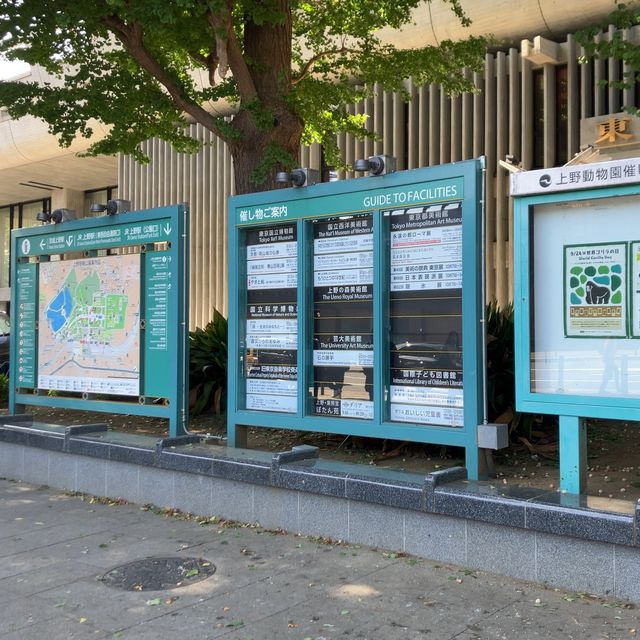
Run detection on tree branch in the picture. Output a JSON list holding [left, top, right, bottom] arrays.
[[188, 50, 219, 88], [206, 2, 257, 103], [292, 45, 359, 85], [102, 14, 235, 144]]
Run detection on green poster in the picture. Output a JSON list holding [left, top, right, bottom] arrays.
[[564, 243, 627, 338]]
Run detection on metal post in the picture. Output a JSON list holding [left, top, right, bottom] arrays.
[[559, 415, 587, 495]]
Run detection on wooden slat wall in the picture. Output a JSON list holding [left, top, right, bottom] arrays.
[[119, 26, 634, 326], [119, 125, 232, 328]]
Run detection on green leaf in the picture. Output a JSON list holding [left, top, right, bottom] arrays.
[[146, 598, 162, 606], [185, 568, 199, 578], [226, 620, 245, 628]]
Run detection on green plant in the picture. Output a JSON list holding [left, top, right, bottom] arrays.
[[485, 300, 515, 422], [0, 373, 8, 404], [189, 310, 228, 416], [485, 301, 538, 438]]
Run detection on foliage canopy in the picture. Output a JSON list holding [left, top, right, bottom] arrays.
[[0, 0, 488, 192]]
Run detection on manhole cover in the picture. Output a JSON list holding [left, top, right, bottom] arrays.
[[101, 556, 215, 591]]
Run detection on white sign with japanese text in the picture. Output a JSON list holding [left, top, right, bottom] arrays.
[[510, 158, 640, 196]]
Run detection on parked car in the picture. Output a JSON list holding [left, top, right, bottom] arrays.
[[0, 311, 9, 375]]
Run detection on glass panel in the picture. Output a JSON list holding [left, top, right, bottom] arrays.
[[311, 214, 373, 420], [21, 201, 45, 229], [531, 194, 640, 398], [244, 224, 298, 413], [387, 203, 463, 426], [532, 69, 544, 169], [0, 207, 9, 288], [555, 65, 569, 166], [0, 311, 9, 334]]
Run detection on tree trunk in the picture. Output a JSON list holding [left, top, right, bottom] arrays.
[[227, 0, 301, 196], [229, 108, 304, 195]]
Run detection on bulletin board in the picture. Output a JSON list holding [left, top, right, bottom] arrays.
[[513, 158, 640, 419], [228, 160, 486, 478]]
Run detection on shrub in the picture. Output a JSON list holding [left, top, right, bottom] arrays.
[[0, 373, 7, 404], [189, 309, 228, 415], [485, 300, 539, 437]]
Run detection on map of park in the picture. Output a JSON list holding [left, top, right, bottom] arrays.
[[38, 255, 141, 396]]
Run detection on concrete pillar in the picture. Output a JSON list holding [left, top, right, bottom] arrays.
[[51, 188, 85, 218]]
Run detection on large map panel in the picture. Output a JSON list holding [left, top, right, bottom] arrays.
[[38, 255, 141, 396]]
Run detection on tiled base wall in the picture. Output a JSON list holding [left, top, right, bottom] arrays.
[[2, 441, 639, 602]]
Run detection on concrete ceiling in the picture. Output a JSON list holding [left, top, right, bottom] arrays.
[[0, 152, 117, 206], [379, 0, 618, 48]]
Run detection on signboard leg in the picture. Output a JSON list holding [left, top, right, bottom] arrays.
[[169, 415, 189, 438], [229, 424, 248, 448], [559, 415, 587, 495], [466, 447, 480, 481]]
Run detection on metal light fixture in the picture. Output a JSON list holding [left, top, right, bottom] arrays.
[[275, 168, 320, 187], [51, 208, 76, 223], [90, 199, 132, 215], [353, 155, 397, 176], [36, 208, 76, 224]]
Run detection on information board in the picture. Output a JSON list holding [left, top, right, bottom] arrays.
[[244, 224, 298, 413], [511, 159, 640, 493], [228, 160, 485, 479], [9, 204, 190, 437], [388, 203, 463, 426], [312, 214, 373, 420], [15, 263, 37, 387]]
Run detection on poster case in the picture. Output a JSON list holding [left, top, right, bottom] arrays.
[[513, 167, 640, 419], [228, 160, 485, 476], [9, 204, 190, 437]]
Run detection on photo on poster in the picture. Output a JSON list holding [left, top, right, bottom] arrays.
[[564, 242, 627, 338]]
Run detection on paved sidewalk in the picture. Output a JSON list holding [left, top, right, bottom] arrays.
[[0, 478, 637, 640]]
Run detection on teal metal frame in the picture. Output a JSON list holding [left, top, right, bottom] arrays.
[[513, 183, 640, 493], [228, 160, 485, 478], [9, 205, 190, 437]]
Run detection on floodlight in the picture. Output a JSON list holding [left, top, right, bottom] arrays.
[[90, 199, 132, 215], [353, 155, 397, 176], [36, 211, 51, 223], [50, 208, 76, 224], [274, 168, 319, 187], [106, 199, 131, 215]]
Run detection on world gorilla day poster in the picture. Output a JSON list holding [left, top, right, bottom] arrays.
[[564, 242, 627, 338]]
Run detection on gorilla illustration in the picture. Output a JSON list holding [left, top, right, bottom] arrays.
[[585, 281, 610, 304]]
